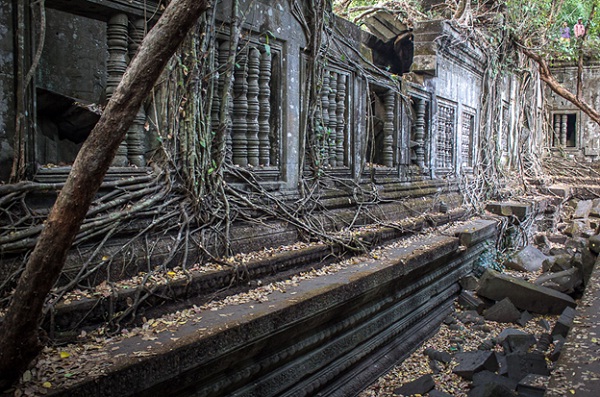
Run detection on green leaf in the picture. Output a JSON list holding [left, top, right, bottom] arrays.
[[264, 43, 271, 56]]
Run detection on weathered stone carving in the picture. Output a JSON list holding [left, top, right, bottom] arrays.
[[413, 97, 426, 168], [258, 47, 272, 166], [336, 74, 347, 166], [382, 90, 395, 167], [232, 48, 249, 166], [328, 72, 338, 167], [127, 18, 147, 167], [246, 47, 260, 167]]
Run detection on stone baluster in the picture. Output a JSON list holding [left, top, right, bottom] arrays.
[[553, 115, 561, 147], [232, 48, 249, 166], [258, 46, 272, 166], [414, 98, 426, 168], [320, 72, 330, 163], [127, 18, 147, 166], [106, 13, 129, 166], [382, 90, 395, 167], [561, 114, 568, 147], [211, 43, 221, 140], [328, 72, 337, 167], [335, 74, 346, 166], [218, 41, 233, 163], [246, 47, 260, 167]]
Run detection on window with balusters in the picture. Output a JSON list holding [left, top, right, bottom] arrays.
[[435, 102, 456, 170]]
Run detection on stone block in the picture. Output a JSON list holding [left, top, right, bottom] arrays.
[[573, 199, 593, 219], [457, 310, 484, 325], [459, 275, 479, 291], [467, 383, 517, 397], [392, 374, 435, 396], [455, 219, 497, 247], [589, 234, 600, 254], [551, 306, 577, 338], [472, 370, 518, 391], [547, 234, 567, 244], [547, 185, 570, 198], [590, 198, 600, 217], [486, 202, 531, 221], [534, 267, 581, 294], [424, 347, 452, 364], [496, 328, 527, 344], [505, 352, 550, 380], [452, 351, 498, 380], [549, 335, 565, 362], [496, 352, 508, 376], [516, 374, 549, 397], [517, 310, 533, 327], [502, 333, 536, 354], [458, 290, 486, 313], [542, 254, 572, 272], [483, 297, 521, 323], [477, 269, 576, 314], [504, 245, 546, 272]]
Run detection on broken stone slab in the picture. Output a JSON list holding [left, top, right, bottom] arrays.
[[477, 269, 576, 314], [546, 234, 567, 245], [516, 374, 549, 397], [486, 202, 531, 221], [517, 311, 533, 327], [542, 254, 572, 273], [452, 351, 498, 380], [495, 328, 528, 344], [505, 352, 550, 380], [533, 333, 552, 354], [551, 306, 577, 338], [458, 290, 486, 314], [456, 310, 485, 325], [563, 220, 589, 237], [454, 219, 498, 247], [496, 352, 508, 377], [573, 199, 593, 219], [549, 335, 565, 362], [467, 383, 517, 397], [504, 245, 546, 272], [565, 236, 588, 251], [547, 184, 570, 198], [423, 347, 452, 364], [502, 333, 536, 354], [472, 370, 518, 391], [534, 267, 581, 294], [483, 297, 521, 323], [392, 374, 435, 396]]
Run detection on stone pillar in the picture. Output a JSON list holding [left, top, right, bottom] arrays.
[[218, 41, 233, 164], [232, 48, 248, 166], [336, 74, 347, 167], [414, 98, 426, 168], [320, 72, 330, 164], [561, 114, 568, 147], [127, 18, 147, 167], [246, 47, 260, 167], [106, 13, 129, 166], [553, 114, 561, 147], [382, 90, 395, 167], [258, 46, 272, 166], [328, 72, 337, 167]]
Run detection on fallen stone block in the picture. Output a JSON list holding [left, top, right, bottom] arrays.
[[455, 219, 498, 247], [456, 310, 485, 325], [472, 370, 518, 391], [547, 185, 570, 198], [486, 202, 530, 221], [483, 297, 521, 323], [496, 352, 508, 377], [516, 373, 549, 397], [459, 275, 479, 291], [549, 335, 565, 362], [495, 328, 528, 344], [424, 347, 452, 364], [467, 383, 517, 397], [542, 254, 572, 272], [517, 310, 533, 327], [502, 333, 536, 354], [505, 352, 550, 381], [533, 333, 552, 354], [452, 351, 498, 380], [534, 267, 581, 294], [504, 245, 546, 272], [565, 236, 588, 250], [563, 220, 588, 237], [589, 234, 600, 254], [477, 269, 576, 314], [551, 306, 577, 338], [392, 374, 435, 396], [458, 290, 486, 313], [573, 199, 593, 219], [546, 234, 567, 245], [590, 198, 600, 217]]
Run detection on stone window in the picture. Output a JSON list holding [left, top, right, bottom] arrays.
[[215, 36, 282, 170], [552, 113, 577, 148], [366, 85, 397, 168], [435, 102, 456, 170], [461, 110, 476, 168]]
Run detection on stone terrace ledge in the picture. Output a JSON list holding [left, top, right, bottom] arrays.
[[41, 219, 497, 397], [546, 257, 600, 397]]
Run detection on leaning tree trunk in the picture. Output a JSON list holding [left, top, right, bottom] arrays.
[[0, 0, 211, 389]]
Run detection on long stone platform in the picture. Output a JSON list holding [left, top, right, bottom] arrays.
[[39, 219, 497, 397]]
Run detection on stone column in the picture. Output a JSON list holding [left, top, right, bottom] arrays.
[[382, 90, 395, 167], [127, 18, 147, 167], [246, 47, 260, 167], [232, 48, 248, 166], [328, 72, 337, 167], [258, 46, 272, 166], [335, 74, 347, 167], [414, 98, 426, 168], [106, 13, 129, 166]]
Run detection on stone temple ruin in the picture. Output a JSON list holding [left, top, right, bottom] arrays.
[[1, 0, 600, 396]]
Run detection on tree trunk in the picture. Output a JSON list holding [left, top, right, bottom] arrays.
[[0, 0, 211, 389], [520, 45, 600, 127]]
